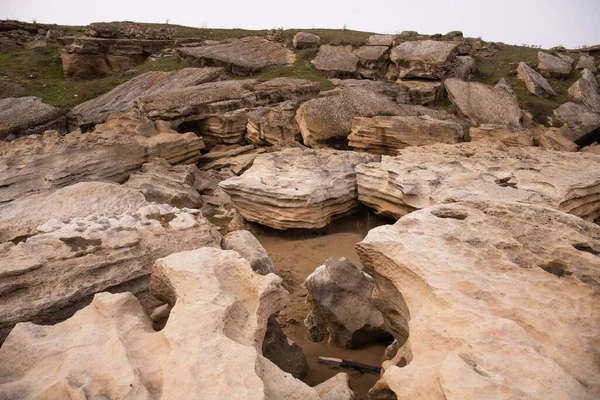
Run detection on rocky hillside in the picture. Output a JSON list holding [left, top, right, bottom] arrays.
[[0, 19, 599, 400]]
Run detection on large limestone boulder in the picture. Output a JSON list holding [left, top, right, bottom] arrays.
[[67, 67, 226, 130], [538, 51, 573, 78], [305, 257, 390, 348], [444, 78, 522, 127], [311, 45, 359, 77], [517, 62, 557, 97], [0, 113, 204, 203], [356, 141, 600, 221], [176, 37, 295, 75], [246, 101, 301, 145], [219, 148, 379, 230], [348, 115, 466, 155], [390, 40, 459, 79], [292, 32, 320, 49], [0, 203, 222, 343], [0, 247, 330, 399], [295, 88, 402, 147], [356, 201, 600, 399], [0, 96, 66, 140], [222, 229, 276, 275]]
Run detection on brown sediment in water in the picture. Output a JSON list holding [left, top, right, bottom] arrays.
[[251, 207, 394, 395]]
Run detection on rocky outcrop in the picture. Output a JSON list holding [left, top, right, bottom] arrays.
[[469, 125, 534, 147], [366, 34, 394, 47], [0, 113, 204, 203], [246, 101, 301, 145], [538, 51, 573, 78], [295, 88, 402, 147], [348, 115, 466, 155], [356, 141, 600, 221], [305, 257, 390, 348], [198, 145, 266, 175], [396, 79, 443, 105], [444, 78, 522, 127], [292, 32, 320, 49], [390, 40, 459, 79], [0, 247, 334, 399], [176, 37, 295, 75], [356, 201, 600, 400], [330, 79, 408, 103], [0, 203, 222, 343], [517, 62, 557, 97], [219, 148, 379, 229], [0, 97, 66, 140], [577, 55, 596, 71], [222, 230, 276, 275], [67, 67, 226, 130], [311, 45, 359, 77]]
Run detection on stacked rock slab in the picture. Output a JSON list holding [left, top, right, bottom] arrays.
[[0, 203, 222, 343], [246, 101, 301, 145], [0, 247, 348, 399], [0, 96, 66, 140], [390, 40, 460, 79], [219, 148, 379, 229], [356, 201, 600, 399], [356, 141, 600, 221], [517, 62, 557, 97]]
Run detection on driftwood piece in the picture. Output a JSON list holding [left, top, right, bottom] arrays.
[[318, 356, 381, 375]]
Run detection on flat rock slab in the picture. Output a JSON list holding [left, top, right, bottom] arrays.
[[356, 141, 600, 220], [219, 148, 379, 229], [390, 40, 459, 79], [356, 201, 600, 399], [538, 51, 572, 78], [0, 96, 65, 140], [517, 62, 557, 97], [177, 37, 296, 75]]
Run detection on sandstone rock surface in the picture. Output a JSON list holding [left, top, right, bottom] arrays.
[[567, 68, 600, 113], [356, 201, 600, 399], [366, 34, 394, 47], [0, 96, 65, 140], [311, 45, 359, 77], [219, 148, 379, 229], [469, 125, 534, 147], [222, 229, 276, 275], [246, 101, 301, 145], [292, 32, 320, 49], [494, 78, 516, 97], [577, 55, 596, 70], [390, 40, 459, 79], [517, 62, 557, 97], [538, 51, 573, 78]]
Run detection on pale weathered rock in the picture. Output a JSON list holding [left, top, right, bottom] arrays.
[[353, 46, 389, 67], [0, 114, 204, 203], [330, 79, 408, 103], [314, 373, 355, 400], [312, 45, 359, 77], [222, 229, 276, 275], [198, 145, 266, 175], [0, 247, 325, 399], [582, 143, 600, 154], [348, 115, 465, 155], [219, 148, 379, 229], [396, 79, 443, 105], [0, 96, 65, 140], [390, 40, 459, 79], [177, 37, 295, 75], [67, 67, 226, 130], [0, 204, 222, 343], [534, 130, 579, 152], [494, 78, 516, 97], [517, 62, 557, 97], [356, 141, 600, 220], [444, 78, 522, 127], [296, 88, 402, 147], [293, 32, 321, 49], [305, 257, 390, 348], [469, 125, 534, 147], [366, 34, 394, 47], [262, 316, 309, 379], [568, 68, 600, 113], [356, 201, 600, 399], [246, 101, 301, 145], [577, 55, 596, 71], [556, 102, 600, 135], [538, 51, 573, 78]]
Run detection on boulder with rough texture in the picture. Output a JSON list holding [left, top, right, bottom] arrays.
[[568, 68, 600, 112], [538, 51, 573, 78], [219, 148, 379, 230], [577, 55, 596, 70], [67, 67, 226, 130], [0, 96, 65, 140], [330, 79, 408, 103], [449, 55, 476, 80], [396, 79, 443, 105], [353, 46, 389, 68], [517, 62, 557, 97], [177, 37, 295, 75], [222, 229, 276, 275], [305, 257, 390, 348], [246, 101, 301, 145], [356, 141, 600, 221], [262, 316, 309, 379], [0, 247, 329, 399], [469, 125, 534, 147], [0, 113, 204, 203], [356, 201, 600, 400], [366, 34, 394, 47], [293, 32, 321, 49], [0, 203, 222, 343], [295, 88, 402, 147], [348, 115, 466, 155], [445, 78, 522, 127], [494, 78, 516, 97], [198, 145, 266, 175], [311, 45, 359, 77], [390, 40, 459, 79]]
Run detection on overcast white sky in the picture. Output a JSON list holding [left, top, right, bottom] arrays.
[[2, 0, 599, 48]]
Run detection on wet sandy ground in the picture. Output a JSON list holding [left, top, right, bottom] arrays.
[[252, 208, 393, 395]]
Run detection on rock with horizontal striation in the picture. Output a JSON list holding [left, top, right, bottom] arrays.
[[246, 101, 302, 145], [0, 203, 222, 344], [312, 45, 359, 77], [0, 96, 66, 140], [176, 37, 295, 75], [219, 148, 379, 229], [67, 67, 226, 131], [198, 144, 267, 175], [390, 40, 460, 79], [356, 201, 600, 400], [292, 32, 321, 49], [534, 130, 579, 152], [469, 125, 534, 147], [0, 247, 332, 399], [517, 62, 557, 97], [444, 78, 522, 127], [396, 79, 444, 105], [538, 51, 573, 78], [356, 141, 600, 221], [222, 229, 276, 275]]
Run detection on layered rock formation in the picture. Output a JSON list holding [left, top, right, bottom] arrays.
[[0, 96, 66, 140], [222, 229, 276, 275], [246, 101, 301, 145], [356, 141, 600, 220], [356, 201, 600, 399], [390, 40, 459, 79], [219, 148, 379, 229], [517, 62, 557, 97], [311, 45, 359, 77]]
